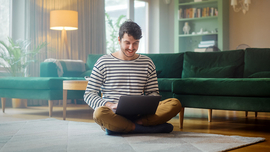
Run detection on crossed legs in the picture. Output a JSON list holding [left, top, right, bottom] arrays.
[[93, 98, 182, 133]]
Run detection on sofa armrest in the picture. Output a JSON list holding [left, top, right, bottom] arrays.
[[40, 62, 58, 77]]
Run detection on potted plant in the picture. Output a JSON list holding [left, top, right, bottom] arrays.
[[0, 37, 48, 77], [0, 37, 48, 107]]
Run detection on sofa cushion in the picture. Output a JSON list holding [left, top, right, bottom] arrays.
[[86, 54, 104, 70], [40, 62, 59, 77], [142, 53, 184, 78], [0, 77, 63, 90], [244, 48, 270, 77], [184, 65, 236, 78], [80, 70, 92, 77], [182, 50, 245, 78], [157, 78, 180, 91], [0, 89, 63, 100], [248, 71, 270, 78], [172, 78, 270, 97]]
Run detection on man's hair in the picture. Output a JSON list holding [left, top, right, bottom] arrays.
[[119, 20, 142, 40]]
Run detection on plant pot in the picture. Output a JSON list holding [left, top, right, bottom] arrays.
[[12, 98, 27, 108]]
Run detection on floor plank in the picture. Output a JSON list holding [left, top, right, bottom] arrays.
[[1, 104, 269, 152]]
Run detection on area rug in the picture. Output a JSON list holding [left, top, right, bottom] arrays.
[[0, 119, 265, 152]]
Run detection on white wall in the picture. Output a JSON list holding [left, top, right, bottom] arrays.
[[229, 0, 270, 49], [148, 0, 175, 53]]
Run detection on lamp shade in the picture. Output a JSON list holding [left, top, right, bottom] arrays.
[[50, 10, 78, 30]]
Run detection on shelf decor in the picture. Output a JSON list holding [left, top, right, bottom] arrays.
[[174, 0, 229, 53]]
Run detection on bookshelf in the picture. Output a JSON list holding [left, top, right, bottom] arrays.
[[174, 0, 229, 52]]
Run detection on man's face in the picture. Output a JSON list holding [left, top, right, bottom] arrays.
[[118, 33, 140, 60]]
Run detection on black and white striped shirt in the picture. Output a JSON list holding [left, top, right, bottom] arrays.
[[84, 54, 159, 110]]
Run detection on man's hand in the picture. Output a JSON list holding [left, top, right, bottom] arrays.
[[105, 102, 118, 112]]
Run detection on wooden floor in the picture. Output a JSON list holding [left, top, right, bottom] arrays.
[[1, 104, 269, 152]]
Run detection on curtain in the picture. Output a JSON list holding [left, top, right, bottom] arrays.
[[25, 0, 106, 105], [26, 0, 106, 77]]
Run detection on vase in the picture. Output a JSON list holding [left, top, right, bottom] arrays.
[[12, 98, 27, 108], [183, 22, 190, 34]]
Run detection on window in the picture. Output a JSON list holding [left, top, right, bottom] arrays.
[[105, 0, 128, 54], [0, 0, 10, 44], [105, 0, 149, 54], [134, 0, 148, 53], [0, 0, 10, 72]]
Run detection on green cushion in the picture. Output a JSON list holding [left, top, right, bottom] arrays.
[[61, 77, 85, 80], [248, 71, 270, 78], [159, 92, 174, 101], [86, 54, 104, 70], [0, 77, 63, 90], [0, 89, 63, 100], [40, 62, 58, 77], [184, 65, 236, 78], [172, 78, 270, 97], [157, 78, 180, 91], [142, 53, 184, 78], [244, 48, 270, 77], [182, 50, 245, 78], [80, 70, 92, 77], [62, 72, 84, 77]]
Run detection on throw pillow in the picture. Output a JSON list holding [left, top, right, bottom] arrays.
[[184, 65, 236, 78]]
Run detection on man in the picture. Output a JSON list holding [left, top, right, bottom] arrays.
[[84, 20, 181, 135]]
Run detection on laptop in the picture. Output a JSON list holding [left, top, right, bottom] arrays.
[[115, 95, 161, 116]]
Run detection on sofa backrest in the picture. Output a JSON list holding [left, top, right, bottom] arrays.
[[86, 53, 184, 78], [86, 54, 104, 70], [40, 61, 87, 77], [142, 53, 184, 78], [182, 50, 245, 78], [244, 48, 270, 78]]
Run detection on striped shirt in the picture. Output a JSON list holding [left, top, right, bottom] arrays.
[[84, 54, 159, 110]]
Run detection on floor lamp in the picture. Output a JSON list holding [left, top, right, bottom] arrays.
[[50, 10, 78, 59]]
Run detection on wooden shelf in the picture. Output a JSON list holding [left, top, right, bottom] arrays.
[[179, 33, 217, 37], [174, 0, 229, 53], [179, 16, 218, 21], [179, 0, 217, 6]]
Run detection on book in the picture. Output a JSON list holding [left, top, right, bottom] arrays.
[[194, 48, 206, 52], [200, 40, 216, 44], [179, 8, 183, 19], [179, 7, 218, 19], [198, 44, 216, 48]]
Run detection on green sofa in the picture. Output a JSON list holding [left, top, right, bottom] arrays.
[[0, 77, 64, 116], [2, 48, 269, 126], [40, 54, 185, 100], [172, 48, 270, 128], [40, 54, 184, 101], [39, 49, 270, 128]]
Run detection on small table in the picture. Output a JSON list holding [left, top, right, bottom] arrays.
[[63, 80, 88, 120]]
